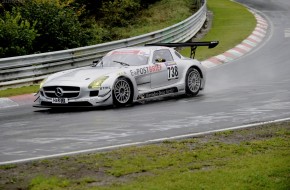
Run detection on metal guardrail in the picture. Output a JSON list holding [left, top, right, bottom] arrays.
[[0, 0, 207, 89]]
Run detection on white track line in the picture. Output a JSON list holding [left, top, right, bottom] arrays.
[[1, 117, 290, 165]]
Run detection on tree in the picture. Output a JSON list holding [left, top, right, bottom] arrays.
[[19, 0, 94, 52], [0, 8, 37, 58]]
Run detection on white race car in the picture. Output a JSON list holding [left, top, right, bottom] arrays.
[[34, 42, 218, 108]]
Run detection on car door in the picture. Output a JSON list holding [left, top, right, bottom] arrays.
[[150, 49, 179, 89], [132, 66, 151, 91]]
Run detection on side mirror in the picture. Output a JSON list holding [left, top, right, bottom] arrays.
[[92, 60, 100, 67], [155, 58, 166, 63]]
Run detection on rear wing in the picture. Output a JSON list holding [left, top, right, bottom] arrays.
[[145, 41, 219, 59]]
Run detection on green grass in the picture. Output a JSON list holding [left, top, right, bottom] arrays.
[[181, 0, 256, 60], [0, 164, 17, 170], [29, 176, 71, 190], [115, 0, 196, 38], [106, 139, 289, 190], [0, 85, 39, 97], [0, 122, 289, 189]]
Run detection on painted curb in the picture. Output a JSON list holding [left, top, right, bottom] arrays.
[[0, 94, 35, 109], [201, 11, 268, 68]]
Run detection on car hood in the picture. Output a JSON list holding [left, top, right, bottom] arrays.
[[46, 67, 121, 85]]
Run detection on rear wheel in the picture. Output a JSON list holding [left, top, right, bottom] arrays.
[[113, 78, 133, 106], [185, 68, 201, 96]]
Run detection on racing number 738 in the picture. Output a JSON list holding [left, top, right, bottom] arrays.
[[167, 65, 178, 80]]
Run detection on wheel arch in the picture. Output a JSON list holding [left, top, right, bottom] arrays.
[[188, 65, 203, 79]]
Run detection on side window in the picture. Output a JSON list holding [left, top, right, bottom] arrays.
[[174, 51, 182, 59], [153, 49, 174, 63]]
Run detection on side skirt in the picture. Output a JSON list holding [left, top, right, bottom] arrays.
[[135, 87, 185, 102]]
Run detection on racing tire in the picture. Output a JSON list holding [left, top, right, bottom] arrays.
[[185, 67, 202, 96], [113, 78, 133, 106]]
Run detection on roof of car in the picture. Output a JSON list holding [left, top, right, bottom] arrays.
[[114, 46, 172, 52]]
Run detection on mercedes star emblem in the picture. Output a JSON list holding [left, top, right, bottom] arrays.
[[55, 87, 64, 97]]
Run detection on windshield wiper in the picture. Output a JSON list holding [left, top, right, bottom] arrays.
[[113, 60, 130, 66]]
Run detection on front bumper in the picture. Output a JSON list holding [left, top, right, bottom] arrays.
[[34, 88, 113, 108]]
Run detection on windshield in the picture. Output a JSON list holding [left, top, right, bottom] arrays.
[[97, 50, 150, 67]]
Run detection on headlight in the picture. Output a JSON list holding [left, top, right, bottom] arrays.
[[39, 77, 48, 89], [88, 76, 109, 89]]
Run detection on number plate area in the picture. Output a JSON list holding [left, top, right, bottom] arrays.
[[167, 65, 178, 80], [52, 98, 68, 104]]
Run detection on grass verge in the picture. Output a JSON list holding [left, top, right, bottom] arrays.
[[0, 85, 39, 97], [114, 0, 197, 38], [0, 122, 289, 189], [181, 0, 256, 60]]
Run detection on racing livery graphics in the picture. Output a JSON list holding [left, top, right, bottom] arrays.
[[130, 64, 162, 76]]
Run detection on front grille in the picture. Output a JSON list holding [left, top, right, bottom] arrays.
[[43, 86, 80, 98], [45, 92, 80, 98], [43, 86, 80, 91]]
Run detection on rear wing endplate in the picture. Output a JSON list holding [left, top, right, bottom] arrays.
[[145, 41, 219, 59]]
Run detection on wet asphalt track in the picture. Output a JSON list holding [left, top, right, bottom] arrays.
[[1, 0, 290, 164]]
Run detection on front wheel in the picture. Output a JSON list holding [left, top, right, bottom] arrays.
[[112, 78, 133, 106], [185, 68, 202, 96]]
